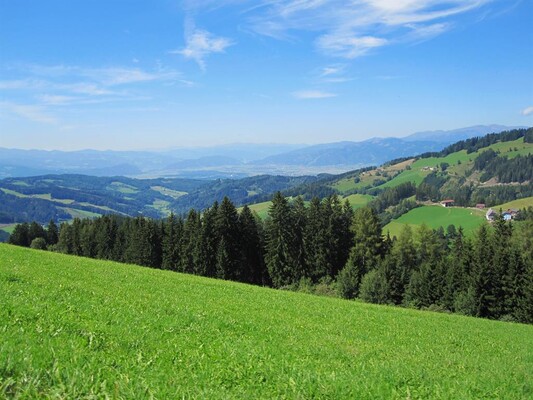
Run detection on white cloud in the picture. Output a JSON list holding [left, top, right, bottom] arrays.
[[522, 106, 533, 116], [0, 101, 57, 124], [37, 94, 78, 105], [227, 0, 494, 58], [292, 90, 337, 99], [317, 34, 388, 58], [320, 65, 345, 76], [171, 29, 234, 70]]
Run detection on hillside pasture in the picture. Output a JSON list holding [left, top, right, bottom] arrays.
[[496, 196, 533, 210], [384, 205, 487, 238], [1, 244, 532, 399], [343, 194, 374, 210]]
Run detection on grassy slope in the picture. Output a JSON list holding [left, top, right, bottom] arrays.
[[343, 193, 374, 210], [496, 196, 533, 210], [384, 206, 487, 238], [357, 138, 533, 191], [1, 245, 532, 399]]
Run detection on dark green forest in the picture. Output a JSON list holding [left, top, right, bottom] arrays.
[[9, 193, 533, 324]]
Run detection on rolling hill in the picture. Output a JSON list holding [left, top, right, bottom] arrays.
[[1, 127, 531, 236], [1, 244, 531, 398]]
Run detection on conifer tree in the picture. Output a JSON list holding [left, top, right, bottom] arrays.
[[9, 222, 30, 247], [180, 209, 201, 274], [304, 197, 328, 280], [265, 192, 299, 287], [162, 213, 183, 271], [46, 220, 59, 246], [197, 203, 219, 277], [239, 205, 265, 285], [338, 207, 383, 299], [215, 197, 242, 281]]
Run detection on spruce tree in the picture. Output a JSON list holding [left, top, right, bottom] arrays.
[[180, 209, 201, 274], [162, 213, 183, 271], [197, 203, 219, 277], [215, 197, 242, 281], [8, 222, 30, 247], [46, 220, 59, 246], [265, 192, 299, 287], [339, 207, 382, 299], [239, 205, 265, 285]]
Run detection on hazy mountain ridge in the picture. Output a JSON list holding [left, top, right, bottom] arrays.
[[0, 125, 522, 179]]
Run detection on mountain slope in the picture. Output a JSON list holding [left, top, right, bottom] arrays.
[[252, 138, 445, 167], [252, 125, 523, 167], [2, 244, 531, 398], [404, 124, 527, 143]]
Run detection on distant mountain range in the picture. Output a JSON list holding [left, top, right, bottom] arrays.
[[0, 125, 526, 179], [403, 124, 525, 143]]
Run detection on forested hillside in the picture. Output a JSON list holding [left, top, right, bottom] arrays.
[[9, 192, 533, 323], [0, 174, 318, 224]]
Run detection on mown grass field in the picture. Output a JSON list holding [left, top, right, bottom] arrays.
[[343, 193, 374, 210], [1, 244, 532, 399], [242, 200, 272, 219], [384, 205, 487, 238]]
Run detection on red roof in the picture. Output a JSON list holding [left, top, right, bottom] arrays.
[[441, 199, 455, 203]]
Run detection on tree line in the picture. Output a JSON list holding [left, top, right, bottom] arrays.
[[7, 193, 532, 324]]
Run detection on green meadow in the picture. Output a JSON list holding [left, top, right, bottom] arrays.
[[1, 244, 532, 399], [384, 205, 487, 238], [343, 193, 374, 210], [497, 196, 533, 210]]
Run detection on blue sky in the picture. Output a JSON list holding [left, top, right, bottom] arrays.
[[0, 0, 532, 150]]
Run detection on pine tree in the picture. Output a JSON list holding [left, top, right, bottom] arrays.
[[46, 220, 59, 246], [8, 223, 30, 247], [304, 197, 328, 280], [471, 224, 496, 318], [197, 203, 219, 277], [239, 205, 265, 285], [389, 225, 416, 304], [180, 209, 201, 274], [338, 207, 382, 299], [162, 213, 183, 271], [265, 192, 299, 288], [215, 197, 242, 281]]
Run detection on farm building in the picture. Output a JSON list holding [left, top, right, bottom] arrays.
[[486, 208, 496, 221], [476, 203, 486, 209], [440, 200, 455, 207]]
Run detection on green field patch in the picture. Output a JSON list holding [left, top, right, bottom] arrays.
[[343, 194, 373, 210], [1, 188, 76, 204], [1, 244, 531, 398], [384, 205, 487, 238], [241, 201, 272, 219], [496, 196, 533, 210], [10, 180, 30, 186], [150, 199, 171, 215], [0, 223, 16, 234], [76, 202, 115, 212], [107, 182, 139, 194], [151, 186, 187, 199], [481, 138, 532, 158], [59, 207, 101, 219], [1, 188, 26, 197]]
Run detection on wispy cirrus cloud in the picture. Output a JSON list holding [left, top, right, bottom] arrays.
[[193, 0, 495, 59], [171, 28, 234, 70], [0, 64, 186, 124], [0, 101, 58, 124], [522, 106, 533, 116], [292, 90, 337, 99]]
